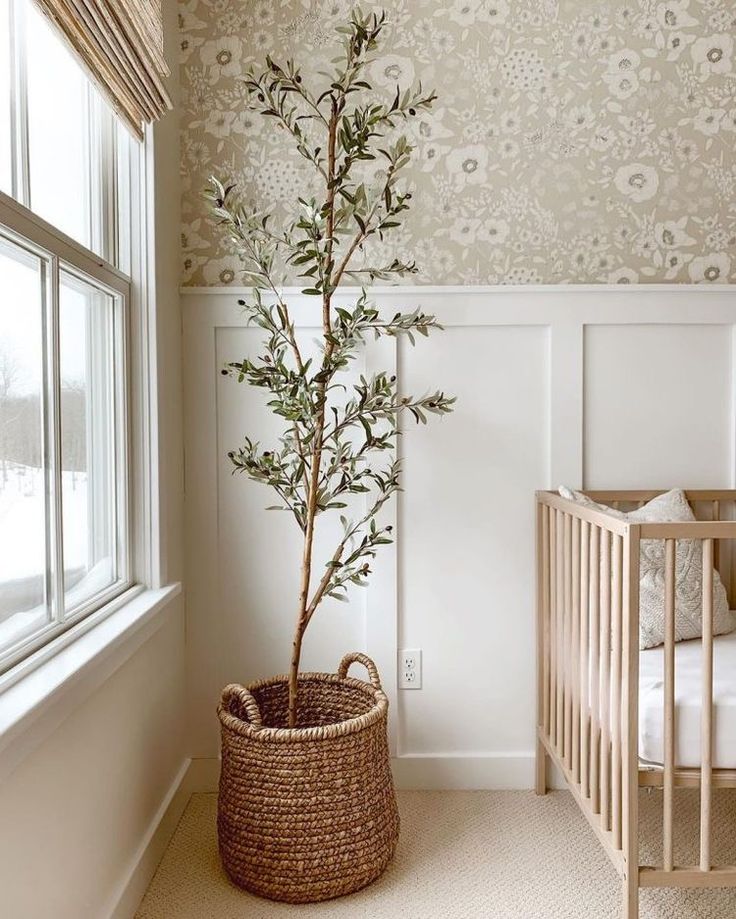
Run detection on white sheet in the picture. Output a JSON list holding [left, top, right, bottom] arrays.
[[639, 629, 736, 769]]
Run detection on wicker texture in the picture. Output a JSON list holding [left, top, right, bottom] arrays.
[[217, 653, 399, 903]]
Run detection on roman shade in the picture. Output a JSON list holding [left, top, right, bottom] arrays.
[[32, 0, 172, 139]]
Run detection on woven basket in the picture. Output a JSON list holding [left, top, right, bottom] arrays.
[[217, 652, 399, 903]]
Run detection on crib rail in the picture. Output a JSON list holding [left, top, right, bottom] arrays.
[[536, 492, 638, 884], [535, 489, 736, 918]]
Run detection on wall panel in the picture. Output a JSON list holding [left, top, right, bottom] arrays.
[[183, 285, 736, 786], [584, 324, 733, 489], [399, 325, 548, 755]]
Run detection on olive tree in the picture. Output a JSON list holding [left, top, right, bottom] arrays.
[[207, 9, 454, 727]]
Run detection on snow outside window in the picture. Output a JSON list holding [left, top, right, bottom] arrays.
[[0, 0, 136, 673]]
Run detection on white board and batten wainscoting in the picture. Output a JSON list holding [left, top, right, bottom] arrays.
[[182, 284, 736, 791]]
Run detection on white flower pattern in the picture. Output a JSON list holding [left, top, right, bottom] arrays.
[[180, 0, 736, 286], [691, 33, 733, 79], [688, 252, 731, 282], [199, 35, 243, 83], [614, 163, 660, 202]]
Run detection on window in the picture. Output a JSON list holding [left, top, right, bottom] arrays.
[[0, 5, 11, 194], [0, 0, 139, 674]]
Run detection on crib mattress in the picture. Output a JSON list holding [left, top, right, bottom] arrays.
[[639, 629, 736, 769]]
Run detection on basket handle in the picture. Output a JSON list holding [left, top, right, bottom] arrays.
[[337, 652, 383, 691], [220, 683, 263, 728]]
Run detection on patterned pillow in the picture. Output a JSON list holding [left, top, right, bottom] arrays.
[[558, 487, 735, 650]]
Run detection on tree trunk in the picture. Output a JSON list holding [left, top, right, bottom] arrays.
[[287, 616, 306, 728], [287, 101, 339, 729], [288, 502, 318, 727]]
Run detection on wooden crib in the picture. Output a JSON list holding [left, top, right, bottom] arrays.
[[535, 489, 736, 919]]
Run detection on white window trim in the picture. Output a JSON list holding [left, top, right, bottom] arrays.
[[0, 118, 180, 775], [0, 192, 134, 673], [0, 582, 181, 783], [0, 115, 172, 648], [0, 189, 130, 292], [0, 0, 179, 771]]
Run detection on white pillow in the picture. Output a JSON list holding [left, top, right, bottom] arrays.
[[558, 487, 735, 650]]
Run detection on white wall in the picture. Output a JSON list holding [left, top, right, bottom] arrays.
[[0, 604, 185, 919], [0, 1, 186, 915], [183, 285, 736, 787]]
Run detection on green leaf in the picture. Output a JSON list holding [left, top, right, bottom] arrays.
[[205, 11, 450, 629]]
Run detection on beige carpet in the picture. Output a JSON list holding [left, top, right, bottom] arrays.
[[136, 790, 736, 918]]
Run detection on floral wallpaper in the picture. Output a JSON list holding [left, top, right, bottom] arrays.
[[179, 0, 736, 285]]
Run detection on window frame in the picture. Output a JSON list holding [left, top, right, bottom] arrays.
[[0, 0, 157, 682], [4, 0, 131, 266], [0, 192, 134, 675]]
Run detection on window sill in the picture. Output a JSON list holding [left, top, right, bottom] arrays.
[[0, 582, 181, 783]]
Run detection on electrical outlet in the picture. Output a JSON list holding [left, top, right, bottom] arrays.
[[398, 648, 422, 690]]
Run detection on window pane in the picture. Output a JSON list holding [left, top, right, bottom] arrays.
[[26, 1, 91, 248], [0, 234, 51, 653], [0, 1, 12, 195], [60, 270, 117, 614]]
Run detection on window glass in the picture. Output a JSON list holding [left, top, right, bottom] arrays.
[[0, 2, 12, 195], [2, 0, 131, 268], [26, 1, 91, 247], [0, 0, 134, 672], [0, 233, 51, 651], [59, 270, 117, 614]]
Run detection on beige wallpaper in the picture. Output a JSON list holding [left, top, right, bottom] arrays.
[[179, 1, 736, 286]]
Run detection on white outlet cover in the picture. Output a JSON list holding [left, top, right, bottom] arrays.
[[398, 648, 422, 690]]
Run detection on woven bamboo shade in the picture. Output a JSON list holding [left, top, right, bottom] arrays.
[[32, 0, 172, 139]]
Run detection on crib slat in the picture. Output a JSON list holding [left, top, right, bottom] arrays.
[[611, 534, 623, 850], [550, 509, 556, 741], [572, 516, 581, 785], [542, 505, 551, 739], [564, 513, 573, 769], [712, 502, 720, 571], [701, 538, 714, 872], [590, 525, 601, 814], [580, 520, 591, 799], [622, 525, 641, 919], [600, 528, 612, 832], [556, 510, 565, 754], [663, 539, 676, 873]]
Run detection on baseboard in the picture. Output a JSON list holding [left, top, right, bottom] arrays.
[[396, 753, 567, 790], [393, 754, 532, 790], [170, 754, 562, 793], [106, 757, 193, 919]]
